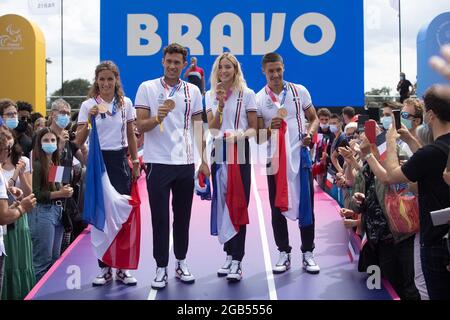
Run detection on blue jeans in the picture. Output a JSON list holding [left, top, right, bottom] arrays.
[[28, 204, 64, 281], [421, 244, 450, 300]]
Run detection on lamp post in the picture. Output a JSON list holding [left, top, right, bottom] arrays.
[[46, 57, 52, 104]]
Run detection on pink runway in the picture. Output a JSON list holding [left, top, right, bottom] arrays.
[[26, 168, 395, 300]]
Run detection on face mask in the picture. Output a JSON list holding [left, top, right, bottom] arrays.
[[401, 118, 412, 130], [381, 116, 392, 130], [56, 114, 70, 129], [16, 120, 29, 133], [5, 118, 18, 129], [42, 142, 57, 154], [319, 123, 329, 130], [329, 125, 339, 134]]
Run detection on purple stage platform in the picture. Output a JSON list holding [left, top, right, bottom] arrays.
[[25, 168, 396, 300]]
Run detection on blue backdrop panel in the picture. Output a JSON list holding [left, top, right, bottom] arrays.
[[417, 12, 450, 97], [100, 0, 364, 107]]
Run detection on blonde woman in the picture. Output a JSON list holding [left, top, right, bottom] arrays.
[[206, 53, 258, 282]]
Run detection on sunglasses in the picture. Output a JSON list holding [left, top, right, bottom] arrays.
[[400, 111, 418, 120]]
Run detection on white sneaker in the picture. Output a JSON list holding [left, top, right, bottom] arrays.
[[151, 267, 168, 290], [116, 269, 137, 286], [217, 255, 233, 277], [175, 260, 195, 284], [303, 251, 320, 274], [92, 267, 113, 286], [226, 260, 242, 282], [273, 251, 291, 274]]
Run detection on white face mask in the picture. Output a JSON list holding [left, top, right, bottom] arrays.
[[319, 123, 329, 130], [329, 124, 339, 133]]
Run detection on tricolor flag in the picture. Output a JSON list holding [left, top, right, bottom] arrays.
[[195, 172, 211, 201], [48, 165, 71, 184], [325, 168, 335, 190], [376, 131, 387, 162], [274, 121, 289, 212], [83, 118, 141, 269], [210, 140, 249, 244]]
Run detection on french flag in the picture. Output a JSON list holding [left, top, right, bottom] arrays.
[[83, 118, 141, 269], [48, 165, 71, 184], [325, 169, 335, 190], [211, 141, 248, 244]]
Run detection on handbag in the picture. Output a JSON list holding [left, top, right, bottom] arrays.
[[384, 184, 419, 235]]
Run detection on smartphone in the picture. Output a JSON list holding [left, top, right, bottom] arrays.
[[365, 120, 377, 144], [393, 110, 401, 130], [357, 114, 369, 133]]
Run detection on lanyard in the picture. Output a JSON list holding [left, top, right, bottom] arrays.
[[95, 96, 117, 118], [265, 82, 288, 109], [160, 77, 183, 99]]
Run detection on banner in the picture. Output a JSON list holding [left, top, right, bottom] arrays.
[[100, 0, 364, 107]]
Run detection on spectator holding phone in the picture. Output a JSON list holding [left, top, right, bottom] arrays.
[[383, 85, 450, 299]]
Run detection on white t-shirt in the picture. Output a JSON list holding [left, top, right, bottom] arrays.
[[0, 171, 9, 256], [78, 96, 135, 151], [135, 78, 203, 165], [2, 157, 31, 190], [256, 82, 312, 164], [205, 87, 257, 137]]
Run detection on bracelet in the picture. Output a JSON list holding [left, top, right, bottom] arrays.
[[132, 159, 140, 164], [9, 178, 16, 185], [364, 153, 373, 161]]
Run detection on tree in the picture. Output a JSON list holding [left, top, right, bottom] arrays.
[[365, 86, 394, 105], [49, 79, 91, 111], [365, 86, 392, 96]]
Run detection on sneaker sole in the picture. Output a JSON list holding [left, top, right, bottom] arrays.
[[175, 275, 195, 284], [151, 283, 167, 290], [116, 279, 138, 286], [273, 265, 291, 274], [303, 266, 320, 274], [92, 278, 112, 287]]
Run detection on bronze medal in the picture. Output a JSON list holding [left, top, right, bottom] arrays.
[[278, 108, 288, 118], [163, 98, 175, 111], [98, 102, 108, 114]]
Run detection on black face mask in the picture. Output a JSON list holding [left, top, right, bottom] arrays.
[[16, 120, 29, 133]]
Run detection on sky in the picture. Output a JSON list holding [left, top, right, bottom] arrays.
[[1, 0, 449, 97]]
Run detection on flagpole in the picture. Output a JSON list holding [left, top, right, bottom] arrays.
[[398, 0, 402, 74], [60, 0, 64, 97]]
